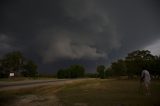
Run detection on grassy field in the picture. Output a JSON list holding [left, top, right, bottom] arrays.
[[0, 79, 160, 106]]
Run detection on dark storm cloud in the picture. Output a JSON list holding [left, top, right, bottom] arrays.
[[0, 0, 160, 73]]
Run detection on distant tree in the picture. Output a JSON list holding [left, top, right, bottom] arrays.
[[156, 56, 160, 78], [0, 59, 7, 78], [57, 65, 85, 79], [21, 60, 38, 78], [125, 60, 137, 79], [85, 73, 97, 78], [0, 51, 38, 78], [57, 69, 66, 78], [105, 67, 113, 78], [69, 65, 85, 78], [148, 55, 160, 79], [155, 56, 160, 79], [1, 51, 24, 77], [111, 59, 127, 77], [104, 50, 158, 79], [125, 50, 154, 78], [97, 65, 105, 79]]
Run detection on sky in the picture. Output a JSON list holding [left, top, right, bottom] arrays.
[[0, 0, 160, 73]]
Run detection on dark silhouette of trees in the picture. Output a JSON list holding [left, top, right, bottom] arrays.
[[106, 50, 160, 79], [69, 65, 85, 78], [57, 69, 67, 78], [105, 67, 113, 78], [56, 50, 160, 79], [21, 60, 38, 77], [125, 50, 155, 78], [57, 65, 85, 78], [147, 56, 160, 79], [0, 51, 38, 78], [97, 65, 105, 79], [0, 51, 24, 77], [0, 59, 6, 78], [111, 59, 127, 77]]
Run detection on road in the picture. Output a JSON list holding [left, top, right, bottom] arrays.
[[0, 79, 82, 91]]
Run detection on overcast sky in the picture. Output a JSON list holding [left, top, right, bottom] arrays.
[[0, 0, 160, 73]]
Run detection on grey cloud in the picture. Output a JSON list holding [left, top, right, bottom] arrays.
[[37, 0, 121, 62], [0, 34, 11, 50], [43, 35, 106, 62], [145, 39, 160, 55], [0, 34, 18, 55], [0, 0, 160, 73]]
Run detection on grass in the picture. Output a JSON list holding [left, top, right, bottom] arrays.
[[0, 85, 63, 106], [56, 79, 160, 106], [0, 79, 160, 106]]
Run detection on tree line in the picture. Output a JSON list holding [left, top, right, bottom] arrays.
[[1, 50, 160, 79], [57, 50, 160, 79], [97, 50, 160, 79], [0, 51, 38, 78], [57, 65, 85, 78]]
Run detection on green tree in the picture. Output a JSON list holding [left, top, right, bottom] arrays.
[[57, 65, 85, 79], [21, 60, 38, 77], [148, 56, 160, 79], [97, 65, 105, 79], [0, 59, 7, 78], [1, 51, 24, 77], [57, 69, 66, 78], [111, 59, 127, 77], [0, 51, 38, 78], [69, 65, 85, 78], [105, 67, 113, 78], [125, 50, 154, 78]]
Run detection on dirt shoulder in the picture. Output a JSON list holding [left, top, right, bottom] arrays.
[[0, 78, 92, 91], [0, 78, 94, 106]]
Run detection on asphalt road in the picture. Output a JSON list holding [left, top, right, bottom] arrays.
[[0, 79, 78, 91]]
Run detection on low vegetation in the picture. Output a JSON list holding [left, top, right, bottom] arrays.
[[57, 79, 160, 106], [0, 79, 160, 106]]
